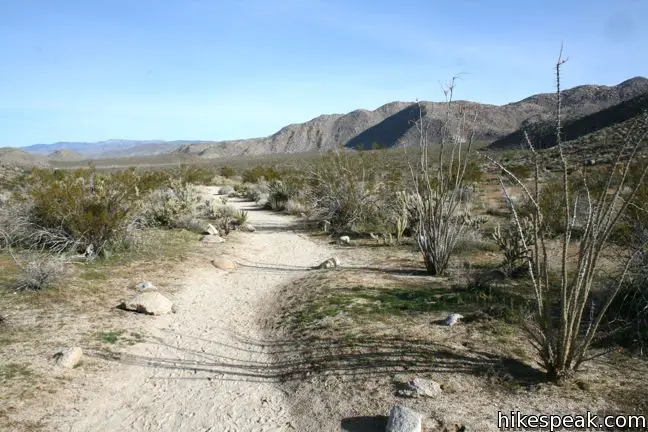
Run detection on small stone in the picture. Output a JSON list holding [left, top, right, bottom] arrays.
[[204, 224, 219, 236], [314, 257, 340, 269], [54, 347, 83, 369], [397, 378, 442, 398], [386, 405, 422, 432], [119, 292, 174, 315], [211, 257, 238, 270], [135, 281, 155, 291]]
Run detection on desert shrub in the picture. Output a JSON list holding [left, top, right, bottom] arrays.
[[599, 251, 648, 355], [12, 253, 65, 291], [241, 165, 281, 183], [136, 169, 172, 193], [10, 167, 143, 255], [219, 166, 236, 179], [140, 179, 201, 231], [306, 150, 396, 234], [266, 180, 299, 211], [491, 217, 535, 275], [503, 164, 532, 180], [234, 209, 249, 226], [463, 160, 484, 183], [219, 185, 234, 196], [175, 165, 217, 185], [284, 198, 310, 216]]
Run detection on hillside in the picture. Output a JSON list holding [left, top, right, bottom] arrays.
[[0, 147, 49, 168], [488, 89, 648, 150], [176, 77, 648, 158], [23, 140, 208, 158], [18, 76, 648, 160], [48, 148, 85, 162]]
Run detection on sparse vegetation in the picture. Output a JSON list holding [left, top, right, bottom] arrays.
[[487, 54, 648, 382]]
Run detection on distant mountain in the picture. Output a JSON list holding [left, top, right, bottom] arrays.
[[488, 89, 648, 150], [19, 76, 648, 161], [22, 140, 217, 158], [48, 148, 85, 161], [0, 147, 49, 168], [176, 77, 648, 158]]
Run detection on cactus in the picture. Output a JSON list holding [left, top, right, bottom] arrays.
[[492, 217, 535, 275]]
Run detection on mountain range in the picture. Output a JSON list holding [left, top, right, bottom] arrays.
[[6, 76, 648, 163]]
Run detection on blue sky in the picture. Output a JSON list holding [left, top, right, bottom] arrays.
[[1, 0, 646, 147]]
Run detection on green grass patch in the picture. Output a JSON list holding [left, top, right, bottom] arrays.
[[0, 363, 33, 383], [79, 269, 109, 281], [94, 330, 145, 345], [95, 330, 124, 344]]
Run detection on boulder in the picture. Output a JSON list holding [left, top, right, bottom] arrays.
[[386, 405, 422, 432], [119, 292, 174, 315], [397, 378, 442, 398], [339, 235, 351, 245], [54, 347, 83, 369], [211, 257, 238, 270], [204, 224, 219, 236]]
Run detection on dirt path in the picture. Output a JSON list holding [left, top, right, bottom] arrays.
[[49, 188, 332, 432]]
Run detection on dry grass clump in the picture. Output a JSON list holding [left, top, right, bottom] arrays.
[[10, 253, 65, 292]]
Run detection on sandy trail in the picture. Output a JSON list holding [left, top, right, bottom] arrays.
[[51, 188, 332, 432]]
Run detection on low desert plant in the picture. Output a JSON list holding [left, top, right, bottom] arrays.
[[140, 179, 201, 230], [8, 252, 65, 291], [266, 180, 299, 211], [234, 210, 249, 226], [306, 150, 391, 234], [241, 165, 281, 183], [219, 166, 236, 179], [492, 217, 535, 275], [219, 185, 234, 196], [10, 167, 144, 255]]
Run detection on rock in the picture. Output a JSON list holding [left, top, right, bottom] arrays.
[[204, 224, 219, 236], [314, 257, 340, 269], [444, 313, 464, 327], [386, 405, 422, 432], [119, 292, 174, 315], [54, 347, 83, 369], [339, 235, 351, 245], [397, 378, 442, 398], [241, 224, 256, 232], [134, 281, 155, 291], [211, 257, 238, 270], [201, 234, 225, 244]]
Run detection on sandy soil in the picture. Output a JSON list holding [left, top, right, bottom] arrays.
[[45, 188, 333, 432]]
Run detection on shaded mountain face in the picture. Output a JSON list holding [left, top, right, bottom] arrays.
[[19, 76, 648, 160], [175, 77, 648, 158], [488, 89, 648, 151]]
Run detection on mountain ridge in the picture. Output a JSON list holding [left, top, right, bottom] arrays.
[[14, 76, 648, 160]]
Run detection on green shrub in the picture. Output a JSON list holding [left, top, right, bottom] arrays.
[[266, 180, 299, 211], [18, 167, 142, 255], [140, 179, 201, 230], [306, 151, 399, 234], [219, 166, 236, 179], [241, 165, 281, 183]]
